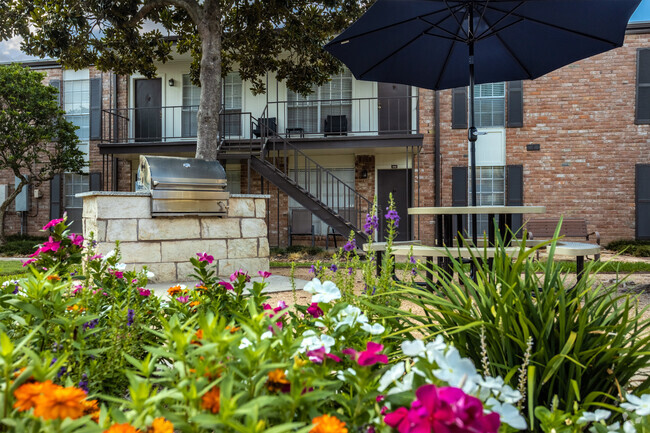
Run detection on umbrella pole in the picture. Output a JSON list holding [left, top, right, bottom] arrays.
[[468, 6, 478, 246]]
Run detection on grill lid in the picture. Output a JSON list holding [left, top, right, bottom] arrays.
[[137, 155, 227, 191]]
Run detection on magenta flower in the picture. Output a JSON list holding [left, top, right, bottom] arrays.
[[218, 281, 234, 291], [306, 303, 324, 318], [138, 288, 151, 297], [89, 254, 103, 261], [22, 258, 37, 267], [41, 237, 61, 253], [258, 270, 272, 279], [230, 269, 250, 282], [42, 217, 64, 231], [113, 271, 124, 279], [68, 233, 84, 247], [343, 342, 388, 366], [306, 346, 341, 364], [384, 384, 500, 433], [176, 296, 190, 303], [197, 252, 214, 264]]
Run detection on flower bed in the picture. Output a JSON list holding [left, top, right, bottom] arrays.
[[2, 199, 650, 433]]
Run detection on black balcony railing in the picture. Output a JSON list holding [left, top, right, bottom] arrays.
[[101, 95, 419, 143]]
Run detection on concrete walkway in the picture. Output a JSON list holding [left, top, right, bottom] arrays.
[[147, 275, 310, 299]]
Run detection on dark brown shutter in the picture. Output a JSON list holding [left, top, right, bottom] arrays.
[[506, 165, 524, 235], [451, 87, 468, 129], [507, 81, 524, 128], [636, 48, 650, 124], [89, 78, 101, 139], [451, 166, 468, 237], [89, 172, 102, 192], [50, 174, 62, 220], [50, 80, 62, 107], [637, 164, 650, 240]]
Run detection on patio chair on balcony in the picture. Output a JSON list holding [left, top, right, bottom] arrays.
[[289, 209, 315, 247], [324, 115, 348, 136], [253, 117, 277, 138]]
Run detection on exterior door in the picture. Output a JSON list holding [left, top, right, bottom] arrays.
[[637, 164, 650, 240], [378, 169, 412, 241], [135, 79, 162, 141], [378, 83, 411, 134]]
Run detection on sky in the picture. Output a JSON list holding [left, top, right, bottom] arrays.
[[1, 1, 650, 64]]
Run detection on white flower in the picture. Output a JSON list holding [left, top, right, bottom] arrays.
[[336, 368, 356, 381], [260, 331, 273, 340], [477, 375, 505, 400], [387, 371, 415, 395], [624, 421, 637, 433], [298, 330, 336, 353], [112, 263, 126, 271], [361, 322, 385, 335], [304, 278, 342, 303], [486, 398, 527, 430], [334, 305, 368, 330], [432, 346, 480, 393], [1, 279, 19, 287], [402, 340, 426, 357], [379, 362, 405, 391], [622, 393, 650, 416], [103, 250, 116, 260], [495, 384, 523, 404], [239, 337, 252, 349], [607, 422, 621, 432], [577, 409, 611, 424], [146, 270, 155, 278], [421, 335, 447, 363]]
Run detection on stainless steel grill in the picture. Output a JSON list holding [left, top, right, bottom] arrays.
[[136, 155, 229, 216]]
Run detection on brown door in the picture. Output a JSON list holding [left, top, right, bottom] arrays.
[[378, 83, 411, 134], [377, 169, 412, 241], [135, 79, 162, 141]]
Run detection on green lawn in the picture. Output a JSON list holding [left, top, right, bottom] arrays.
[[0, 260, 27, 276]]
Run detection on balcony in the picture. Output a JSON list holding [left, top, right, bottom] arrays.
[[99, 95, 422, 154]]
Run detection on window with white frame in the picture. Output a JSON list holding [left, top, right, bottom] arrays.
[[225, 163, 241, 194], [182, 73, 243, 137], [63, 173, 88, 209], [287, 70, 352, 134], [288, 167, 355, 235], [468, 166, 506, 236], [474, 82, 505, 128]]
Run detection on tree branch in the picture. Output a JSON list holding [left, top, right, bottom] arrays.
[[127, 0, 202, 27]]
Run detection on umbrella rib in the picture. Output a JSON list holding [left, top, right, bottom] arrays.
[[476, 17, 525, 42], [475, 1, 525, 40], [474, 0, 492, 37], [444, 0, 469, 39], [420, 6, 472, 43], [480, 14, 534, 79], [434, 9, 468, 90], [483, 3, 621, 47], [357, 31, 429, 79]]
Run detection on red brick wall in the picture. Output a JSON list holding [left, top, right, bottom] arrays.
[[413, 89, 436, 244], [431, 33, 650, 244]]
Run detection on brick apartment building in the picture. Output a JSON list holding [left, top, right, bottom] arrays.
[[0, 22, 649, 246]]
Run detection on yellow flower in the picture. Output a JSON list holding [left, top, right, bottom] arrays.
[[148, 417, 173, 433], [104, 423, 140, 433], [167, 285, 182, 296], [201, 387, 221, 414], [266, 368, 290, 393], [33, 385, 87, 420], [66, 304, 85, 312], [189, 301, 200, 307], [311, 414, 348, 433], [13, 380, 57, 411]]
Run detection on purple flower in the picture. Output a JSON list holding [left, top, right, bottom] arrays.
[[343, 239, 356, 252], [385, 209, 400, 227], [309, 265, 316, 274], [126, 309, 135, 326], [364, 213, 379, 235], [57, 365, 67, 378], [329, 264, 338, 272], [78, 374, 88, 393], [197, 252, 214, 264], [348, 267, 354, 275], [410, 256, 416, 264], [83, 319, 99, 330]]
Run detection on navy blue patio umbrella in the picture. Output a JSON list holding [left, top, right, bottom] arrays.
[[325, 0, 641, 242]]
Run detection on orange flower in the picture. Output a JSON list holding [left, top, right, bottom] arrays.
[[311, 414, 348, 433], [201, 387, 221, 414], [14, 380, 58, 411], [148, 417, 173, 433], [195, 285, 208, 292], [47, 275, 61, 282], [266, 368, 290, 393], [33, 385, 87, 420], [189, 301, 200, 308], [225, 326, 240, 333], [104, 423, 140, 433], [66, 304, 85, 312], [191, 329, 203, 345], [82, 399, 100, 423], [167, 285, 182, 296]]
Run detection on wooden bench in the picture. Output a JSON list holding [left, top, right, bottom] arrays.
[[525, 218, 600, 260]]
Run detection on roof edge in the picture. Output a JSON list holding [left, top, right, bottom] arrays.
[[627, 21, 650, 34]]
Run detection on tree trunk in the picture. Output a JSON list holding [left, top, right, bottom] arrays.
[[0, 180, 28, 245], [195, 15, 222, 161]]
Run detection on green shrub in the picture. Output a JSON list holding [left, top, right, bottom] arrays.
[[0, 234, 45, 256], [606, 239, 650, 257], [270, 246, 286, 255], [306, 246, 324, 256]]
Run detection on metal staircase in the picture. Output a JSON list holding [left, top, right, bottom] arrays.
[[218, 117, 372, 248]]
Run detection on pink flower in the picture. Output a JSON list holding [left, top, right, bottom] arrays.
[[113, 271, 124, 279], [176, 296, 190, 303], [138, 288, 151, 297], [42, 217, 64, 231], [384, 384, 500, 433], [218, 281, 233, 291], [376, 395, 385, 403], [258, 271, 272, 279], [72, 284, 83, 294], [343, 342, 388, 366], [89, 254, 103, 261], [22, 258, 37, 267], [41, 237, 61, 254], [68, 233, 84, 247], [28, 248, 42, 258], [132, 279, 138, 284], [230, 269, 250, 282], [306, 303, 324, 318], [306, 346, 341, 364], [197, 252, 214, 264]]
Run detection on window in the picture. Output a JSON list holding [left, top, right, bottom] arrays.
[[474, 82, 505, 128], [226, 163, 241, 194], [288, 167, 355, 235], [468, 166, 506, 235], [182, 73, 243, 137], [63, 173, 88, 209], [287, 70, 352, 133], [637, 48, 650, 124]]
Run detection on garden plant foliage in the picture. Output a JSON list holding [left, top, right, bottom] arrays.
[[1, 204, 650, 432]]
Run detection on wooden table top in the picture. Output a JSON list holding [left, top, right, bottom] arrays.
[[407, 206, 546, 215]]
